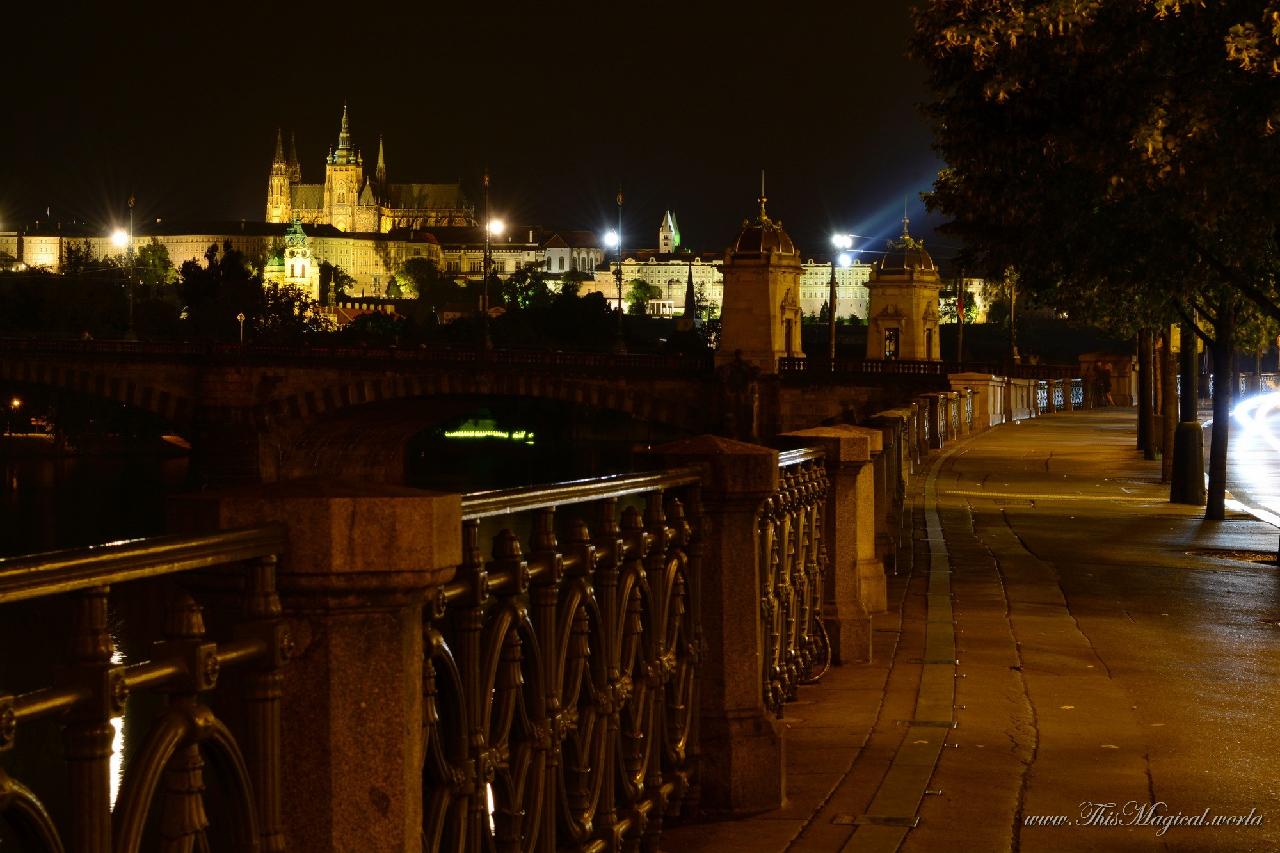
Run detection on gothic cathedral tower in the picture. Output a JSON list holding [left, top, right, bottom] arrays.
[[265, 129, 292, 223], [323, 104, 363, 232]]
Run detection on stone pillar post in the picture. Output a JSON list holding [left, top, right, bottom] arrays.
[[867, 411, 909, 567], [1008, 378, 1034, 421], [781, 426, 887, 659], [650, 436, 784, 814], [174, 481, 461, 852]]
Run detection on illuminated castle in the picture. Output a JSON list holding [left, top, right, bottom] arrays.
[[266, 106, 475, 233]]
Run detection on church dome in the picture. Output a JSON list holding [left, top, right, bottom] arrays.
[[731, 197, 797, 256], [877, 217, 935, 273]]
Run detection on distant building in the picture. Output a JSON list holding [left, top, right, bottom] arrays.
[[585, 211, 871, 320], [11, 221, 444, 302], [266, 106, 475, 233]]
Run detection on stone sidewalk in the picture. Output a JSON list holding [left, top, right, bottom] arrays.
[[663, 409, 1280, 852]]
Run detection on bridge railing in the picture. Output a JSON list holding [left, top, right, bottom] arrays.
[[0, 526, 288, 853], [779, 356, 1081, 381], [422, 467, 704, 850], [760, 449, 831, 717]]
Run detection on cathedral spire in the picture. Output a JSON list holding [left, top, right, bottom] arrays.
[[336, 102, 353, 156], [683, 261, 698, 319], [375, 136, 387, 188], [273, 127, 285, 163]]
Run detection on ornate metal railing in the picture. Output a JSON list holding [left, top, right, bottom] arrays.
[[1035, 381, 1049, 414], [778, 356, 1081, 381], [963, 390, 974, 431], [1052, 381, 1065, 410], [423, 469, 703, 851], [1071, 378, 1085, 407], [759, 449, 830, 718], [0, 526, 288, 853]]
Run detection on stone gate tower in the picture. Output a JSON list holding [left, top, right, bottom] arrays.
[[716, 193, 805, 373], [865, 216, 942, 361]]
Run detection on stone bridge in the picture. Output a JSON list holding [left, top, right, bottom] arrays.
[[1, 339, 997, 482]]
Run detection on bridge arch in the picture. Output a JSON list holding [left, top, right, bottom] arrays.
[[0, 357, 196, 427], [260, 371, 713, 435]]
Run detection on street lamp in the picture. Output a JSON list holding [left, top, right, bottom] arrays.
[[828, 233, 855, 364], [7, 397, 19, 437], [611, 190, 625, 353], [110, 229, 128, 250], [480, 172, 501, 350]]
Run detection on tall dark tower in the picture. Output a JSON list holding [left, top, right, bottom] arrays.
[[287, 131, 302, 184]]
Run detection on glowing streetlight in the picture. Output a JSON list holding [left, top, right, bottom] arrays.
[[603, 229, 620, 249], [9, 397, 19, 412], [487, 219, 505, 237], [826, 233, 856, 364], [110, 229, 129, 250]]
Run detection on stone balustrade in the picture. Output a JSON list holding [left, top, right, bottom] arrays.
[[0, 369, 1091, 849]]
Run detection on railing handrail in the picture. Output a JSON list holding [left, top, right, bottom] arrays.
[[461, 467, 704, 520], [0, 525, 286, 604], [778, 447, 825, 468]]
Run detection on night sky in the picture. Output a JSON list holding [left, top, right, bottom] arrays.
[[1, 1, 950, 264]]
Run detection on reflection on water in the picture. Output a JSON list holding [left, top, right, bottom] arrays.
[[0, 453, 189, 557]]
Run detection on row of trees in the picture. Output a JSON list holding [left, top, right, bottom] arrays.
[[913, 0, 1280, 518]]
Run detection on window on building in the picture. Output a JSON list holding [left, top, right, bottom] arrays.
[[558, 256, 565, 271], [469, 260, 483, 273]]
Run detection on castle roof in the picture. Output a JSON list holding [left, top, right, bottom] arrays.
[[385, 183, 465, 210], [291, 184, 325, 210]]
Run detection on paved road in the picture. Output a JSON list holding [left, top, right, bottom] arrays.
[[1225, 390, 1280, 525]]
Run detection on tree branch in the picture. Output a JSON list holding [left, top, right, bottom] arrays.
[[1174, 299, 1215, 346]]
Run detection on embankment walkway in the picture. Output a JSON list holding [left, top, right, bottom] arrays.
[[665, 409, 1280, 852]]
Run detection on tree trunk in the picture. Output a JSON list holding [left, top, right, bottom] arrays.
[[1160, 328, 1177, 483], [1207, 297, 1236, 520], [1138, 328, 1156, 459], [1180, 321, 1198, 422], [1171, 320, 1206, 505]]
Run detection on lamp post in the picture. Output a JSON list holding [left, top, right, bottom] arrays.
[[482, 170, 492, 350], [236, 312, 246, 344], [7, 397, 19, 437], [613, 190, 625, 353], [1009, 274, 1020, 364], [829, 234, 853, 365]]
